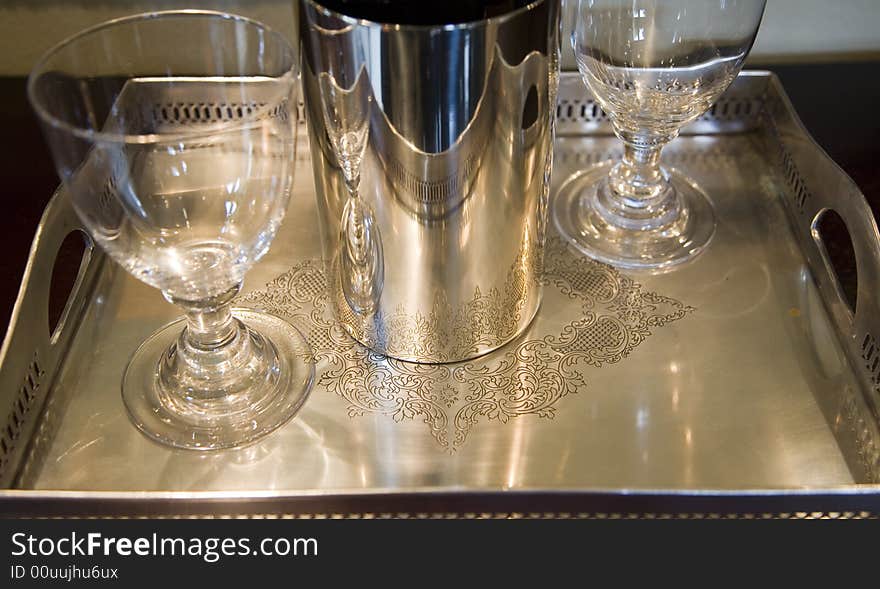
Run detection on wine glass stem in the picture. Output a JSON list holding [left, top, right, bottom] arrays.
[[161, 284, 259, 403], [172, 284, 242, 350], [607, 133, 673, 209], [182, 300, 239, 350]]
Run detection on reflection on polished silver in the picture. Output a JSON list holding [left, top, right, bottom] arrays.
[[243, 236, 692, 451], [299, 0, 561, 362], [26, 11, 313, 450], [318, 67, 384, 315], [555, 0, 767, 270]]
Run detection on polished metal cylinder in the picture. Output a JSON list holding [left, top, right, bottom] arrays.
[[298, 0, 561, 363]]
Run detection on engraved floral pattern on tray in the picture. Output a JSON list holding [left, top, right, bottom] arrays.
[[242, 237, 693, 451]]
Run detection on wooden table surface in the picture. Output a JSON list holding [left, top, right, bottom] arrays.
[[1, 62, 879, 338]]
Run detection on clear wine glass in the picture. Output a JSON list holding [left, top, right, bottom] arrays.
[[555, 0, 766, 270], [28, 11, 313, 450]]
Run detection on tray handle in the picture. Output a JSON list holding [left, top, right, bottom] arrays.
[[765, 74, 880, 475], [0, 189, 103, 487]]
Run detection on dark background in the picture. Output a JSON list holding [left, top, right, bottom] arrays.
[[1, 62, 879, 337]]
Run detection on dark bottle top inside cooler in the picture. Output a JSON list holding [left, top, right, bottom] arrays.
[[314, 0, 533, 25]]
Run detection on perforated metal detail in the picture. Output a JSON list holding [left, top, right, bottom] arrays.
[[41, 510, 877, 520], [553, 143, 740, 173], [764, 110, 812, 214], [842, 379, 880, 483], [152, 101, 264, 125], [555, 94, 763, 126], [781, 145, 812, 212], [149, 99, 299, 128], [861, 333, 880, 386], [0, 353, 43, 480], [386, 155, 480, 205], [859, 334, 880, 449], [556, 98, 608, 124], [704, 96, 762, 121]]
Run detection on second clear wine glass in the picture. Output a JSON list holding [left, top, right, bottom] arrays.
[[28, 11, 313, 450], [555, 0, 766, 270]]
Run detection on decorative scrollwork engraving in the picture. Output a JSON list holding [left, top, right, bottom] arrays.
[[242, 237, 693, 451], [327, 238, 538, 363]]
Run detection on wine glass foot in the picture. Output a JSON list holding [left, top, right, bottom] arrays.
[[553, 162, 716, 271], [122, 309, 314, 451]]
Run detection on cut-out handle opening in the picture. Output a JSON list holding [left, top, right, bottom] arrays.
[[811, 208, 858, 317], [48, 230, 92, 343]]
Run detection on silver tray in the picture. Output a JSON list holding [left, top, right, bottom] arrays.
[[2, 71, 880, 518]]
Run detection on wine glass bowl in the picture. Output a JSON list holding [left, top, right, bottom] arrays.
[[28, 11, 313, 450], [555, 0, 767, 270]]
